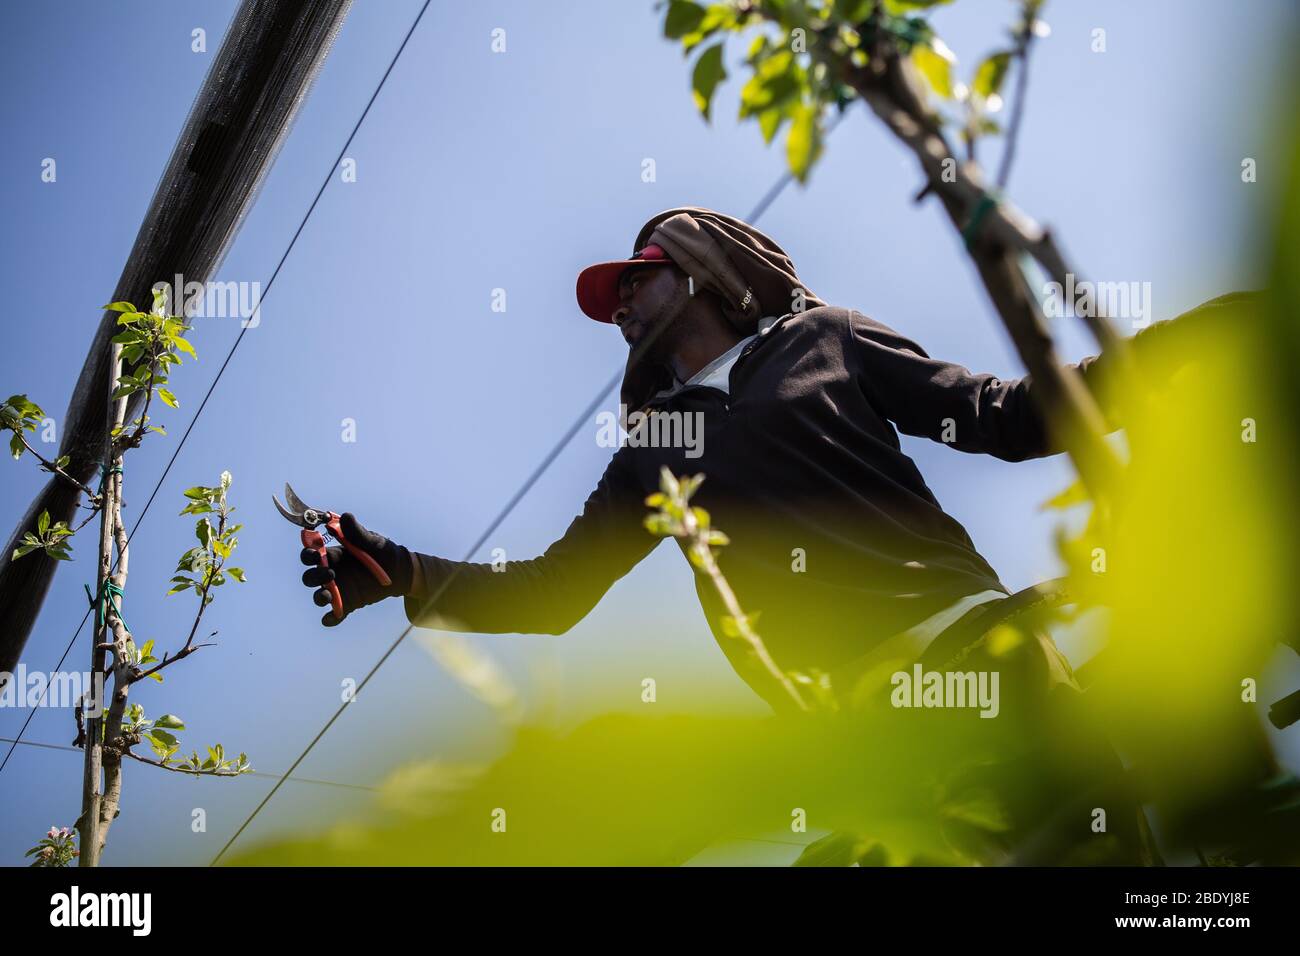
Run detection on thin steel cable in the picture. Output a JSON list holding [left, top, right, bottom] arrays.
[[0, 0, 434, 778]]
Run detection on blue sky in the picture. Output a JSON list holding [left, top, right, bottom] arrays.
[[1, 0, 1297, 865]]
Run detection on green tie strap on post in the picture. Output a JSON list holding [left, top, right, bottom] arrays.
[[961, 190, 1001, 249], [96, 463, 123, 496], [84, 579, 129, 637]]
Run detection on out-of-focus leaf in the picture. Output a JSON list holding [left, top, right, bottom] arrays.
[[786, 102, 823, 182], [691, 42, 727, 121], [912, 43, 954, 98], [972, 51, 1012, 99], [1040, 478, 1089, 511], [663, 0, 706, 39]]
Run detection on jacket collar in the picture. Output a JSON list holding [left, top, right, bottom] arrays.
[[642, 313, 793, 409]]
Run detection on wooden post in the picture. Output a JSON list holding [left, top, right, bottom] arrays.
[[79, 342, 128, 867]]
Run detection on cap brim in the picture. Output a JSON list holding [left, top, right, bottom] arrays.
[[576, 258, 672, 323]]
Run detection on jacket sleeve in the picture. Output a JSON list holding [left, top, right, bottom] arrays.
[[403, 447, 658, 635], [846, 301, 1232, 462]]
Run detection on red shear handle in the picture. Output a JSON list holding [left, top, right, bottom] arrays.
[[326, 513, 392, 587], [301, 528, 343, 619]]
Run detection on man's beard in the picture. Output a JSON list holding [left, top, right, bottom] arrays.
[[628, 284, 693, 371]]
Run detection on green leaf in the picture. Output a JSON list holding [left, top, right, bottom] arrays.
[[1040, 478, 1090, 511], [786, 102, 823, 183], [663, 0, 706, 39], [226, 567, 246, 582], [739, 51, 800, 119], [154, 714, 186, 730], [102, 301, 136, 313], [682, 3, 737, 53], [12, 543, 40, 560], [10, 432, 25, 459], [171, 335, 197, 360], [757, 106, 786, 144], [940, 788, 1013, 833], [972, 51, 1012, 99], [691, 42, 728, 121], [883, 0, 954, 11], [156, 387, 179, 408], [833, 0, 875, 19], [37, 510, 49, 535], [911, 42, 954, 98]]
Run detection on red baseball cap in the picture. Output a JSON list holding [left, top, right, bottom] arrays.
[[576, 243, 675, 323]]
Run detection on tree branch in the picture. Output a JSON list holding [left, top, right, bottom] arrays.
[[129, 641, 216, 685], [832, 35, 1128, 497], [79, 342, 128, 868], [995, 0, 1040, 190], [121, 748, 246, 777], [16, 433, 101, 502]]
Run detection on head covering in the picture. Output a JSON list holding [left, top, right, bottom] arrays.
[[578, 206, 827, 412]]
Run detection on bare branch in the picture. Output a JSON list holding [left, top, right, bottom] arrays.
[[996, 1, 1041, 190], [129, 642, 216, 685], [15, 433, 101, 502], [72, 506, 103, 534]]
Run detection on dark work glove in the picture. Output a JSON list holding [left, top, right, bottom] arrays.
[[299, 513, 414, 627]]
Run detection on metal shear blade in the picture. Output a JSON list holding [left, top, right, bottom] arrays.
[[272, 482, 326, 529]]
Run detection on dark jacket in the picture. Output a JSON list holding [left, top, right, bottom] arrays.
[[404, 303, 1199, 710]]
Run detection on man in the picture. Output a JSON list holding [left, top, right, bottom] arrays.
[[300, 206, 1244, 862], [297, 206, 1203, 709]]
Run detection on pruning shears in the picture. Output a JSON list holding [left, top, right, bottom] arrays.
[[272, 483, 390, 618]]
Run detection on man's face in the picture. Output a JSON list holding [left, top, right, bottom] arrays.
[[611, 263, 692, 359]]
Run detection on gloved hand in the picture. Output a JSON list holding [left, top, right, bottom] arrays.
[[299, 513, 415, 626]]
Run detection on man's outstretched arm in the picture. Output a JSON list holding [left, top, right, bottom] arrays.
[[403, 447, 657, 634], [300, 447, 658, 634], [846, 293, 1247, 462]]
